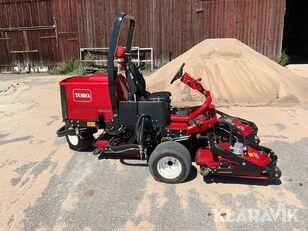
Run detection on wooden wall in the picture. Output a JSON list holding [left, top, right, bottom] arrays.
[[0, 0, 286, 70]]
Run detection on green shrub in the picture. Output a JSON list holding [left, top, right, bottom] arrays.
[[11, 68, 21, 74], [49, 59, 89, 75], [140, 62, 154, 75], [84, 51, 94, 61], [276, 51, 290, 67]]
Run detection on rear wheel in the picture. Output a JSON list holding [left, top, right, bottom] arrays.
[[148, 141, 191, 184], [66, 133, 94, 151], [269, 166, 282, 179]]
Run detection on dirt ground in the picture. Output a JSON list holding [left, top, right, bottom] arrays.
[[0, 71, 307, 231]]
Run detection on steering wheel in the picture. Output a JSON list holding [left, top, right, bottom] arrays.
[[170, 63, 185, 84]]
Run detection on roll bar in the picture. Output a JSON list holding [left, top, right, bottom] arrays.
[[107, 12, 136, 128]]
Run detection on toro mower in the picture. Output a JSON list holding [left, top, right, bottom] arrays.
[[57, 12, 281, 183]]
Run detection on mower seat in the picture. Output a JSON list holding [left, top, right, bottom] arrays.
[[146, 91, 171, 102], [126, 62, 171, 102]]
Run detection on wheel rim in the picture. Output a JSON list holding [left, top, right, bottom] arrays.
[[68, 135, 79, 146], [157, 156, 182, 179]]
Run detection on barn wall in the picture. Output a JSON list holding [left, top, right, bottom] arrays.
[[0, 0, 286, 70]]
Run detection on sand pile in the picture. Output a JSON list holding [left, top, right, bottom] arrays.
[[287, 64, 308, 78], [147, 39, 308, 106]]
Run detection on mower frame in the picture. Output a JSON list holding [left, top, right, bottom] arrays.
[[56, 12, 281, 184], [107, 12, 135, 129]]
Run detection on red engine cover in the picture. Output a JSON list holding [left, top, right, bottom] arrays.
[[60, 73, 128, 121]]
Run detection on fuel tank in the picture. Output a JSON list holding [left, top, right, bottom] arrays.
[[59, 73, 128, 123]]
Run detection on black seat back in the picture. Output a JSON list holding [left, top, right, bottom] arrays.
[[125, 65, 138, 100], [125, 62, 146, 99]]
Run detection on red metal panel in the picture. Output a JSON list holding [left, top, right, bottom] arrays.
[[60, 73, 128, 121]]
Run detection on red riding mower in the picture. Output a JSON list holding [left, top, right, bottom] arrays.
[[57, 12, 281, 183]]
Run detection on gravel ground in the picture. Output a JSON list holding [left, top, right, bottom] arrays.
[[21, 139, 308, 231], [0, 73, 307, 231]]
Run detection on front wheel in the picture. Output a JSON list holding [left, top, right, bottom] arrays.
[[148, 141, 191, 184], [66, 133, 94, 151]]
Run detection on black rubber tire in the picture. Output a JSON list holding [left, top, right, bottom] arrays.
[[148, 141, 191, 184], [66, 133, 94, 151], [270, 166, 282, 179]]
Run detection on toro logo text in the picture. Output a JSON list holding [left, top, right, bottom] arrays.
[[73, 89, 92, 102]]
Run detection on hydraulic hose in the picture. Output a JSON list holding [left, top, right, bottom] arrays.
[[216, 109, 257, 132], [217, 120, 233, 145], [135, 114, 151, 146], [105, 125, 125, 136], [218, 119, 247, 149], [233, 126, 247, 148], [106, 114, 152, 153], [107, 137, 140, 152]]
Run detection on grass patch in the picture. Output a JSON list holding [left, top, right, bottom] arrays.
[[48, 59, 90, 75], [139, 62, 155, 75], [276, 51, 290, 67], [11, 68, 21, 74]]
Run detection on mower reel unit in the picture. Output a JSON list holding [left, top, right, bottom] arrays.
[[57, 12, 281, 183]]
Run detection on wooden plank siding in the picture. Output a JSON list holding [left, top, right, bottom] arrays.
[[0, 0, 286, 70]]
